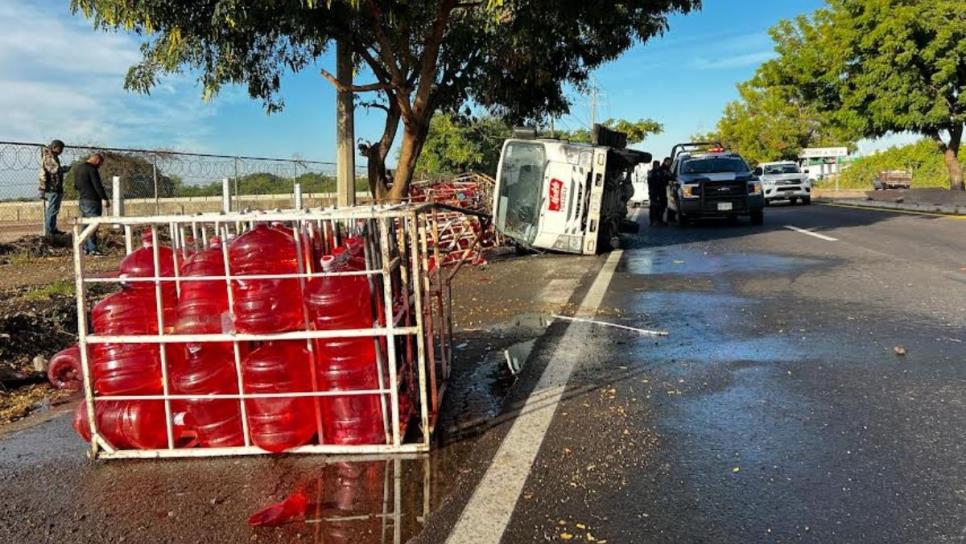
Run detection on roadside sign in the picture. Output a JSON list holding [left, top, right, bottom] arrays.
[[799, 147, 849, 159]]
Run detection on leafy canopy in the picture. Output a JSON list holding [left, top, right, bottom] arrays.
[[551, 118, 664, 146], [70, 0, 700, 198], [756, 0, 965, 188], [415, 115, 511, 177]]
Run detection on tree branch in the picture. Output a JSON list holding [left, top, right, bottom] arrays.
[[320, 69, 391, 93], [412, 0, 460, 118], [364, 0, 407, 85]]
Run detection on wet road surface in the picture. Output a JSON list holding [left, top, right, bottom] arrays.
[[425, 203, 966, 543], [2, 204, 965, 543]]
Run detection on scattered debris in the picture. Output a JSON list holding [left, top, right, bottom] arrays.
[[894, 345, 907, 356], [248, 489, 309, 527], [551, 314, 668, 337]]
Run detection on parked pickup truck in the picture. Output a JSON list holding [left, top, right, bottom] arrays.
[[756, 161, 812, 205], [873, 170, 912, 190]]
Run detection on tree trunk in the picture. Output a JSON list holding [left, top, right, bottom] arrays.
[[388, 120, 429, 202], [361, 98, 401, 202], [944, 124, 964, 191]]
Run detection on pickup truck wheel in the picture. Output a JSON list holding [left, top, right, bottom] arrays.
[[750, 209, 764, 225], [676, 213, 689, 227], [802, 196, 811, 205], [790, 197, 798, 205]]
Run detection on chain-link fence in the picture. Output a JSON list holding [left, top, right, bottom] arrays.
[[0, 140, 368, 240]]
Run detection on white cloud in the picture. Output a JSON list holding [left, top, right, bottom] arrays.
[[0, 0, 220, 150], [691, 51, 776, 71]]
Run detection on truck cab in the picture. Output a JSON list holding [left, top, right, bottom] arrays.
[[665, 143, 764, 226], [493, 127, 650, 254]]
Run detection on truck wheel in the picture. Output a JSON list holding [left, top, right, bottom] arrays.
[[790, 197, 798, 205], [677, 213, 690, 227], [750, 209, 764, 225], [802, 196, 811, 205]]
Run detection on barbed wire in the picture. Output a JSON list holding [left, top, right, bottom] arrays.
[[0, 140, 364, 201]]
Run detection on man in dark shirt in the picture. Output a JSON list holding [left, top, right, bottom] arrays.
[[73, 153, 110, 256]]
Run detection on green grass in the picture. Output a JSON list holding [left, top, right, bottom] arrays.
[[827, 139, 952, 190], [21, 280, 75, 302], [6, 252, 33, 267]]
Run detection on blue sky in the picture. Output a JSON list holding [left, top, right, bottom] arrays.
[[1, 0, 914, 165]]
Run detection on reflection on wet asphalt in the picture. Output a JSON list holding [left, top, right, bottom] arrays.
[[622, 248, 820, 276]]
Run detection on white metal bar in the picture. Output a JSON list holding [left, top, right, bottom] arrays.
[[409, 213, 431, 446], [74, 204, 429, 226], [380, 218, 401, 447], [73, 222, 100, 459], [95, 389, 395, 401], [83, 268, 383, 283], [150, 225, 176, 450], [220, 224, 252, 447], [96, 442, 430, 459], [84, 327, 418, 344]]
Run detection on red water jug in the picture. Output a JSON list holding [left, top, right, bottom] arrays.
[[307, 257, 384, 445], [48, 344, 82, 390], [242, 341, 316, 452], [73, 400, 168, 450], [229, 224, 303, 334], [119, 230, 178, 315], [172, 343, 245, 448], [90, 288, 169, 395], [176, 236, 228, 334]]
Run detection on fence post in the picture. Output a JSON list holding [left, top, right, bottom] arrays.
[[152, 161, 160, 214], [112, 176, 133, 254], [222, 178, 231, 213], [293, 182, 303, 209]]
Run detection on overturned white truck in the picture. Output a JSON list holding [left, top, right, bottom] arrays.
[[493, 126, 651, 254]]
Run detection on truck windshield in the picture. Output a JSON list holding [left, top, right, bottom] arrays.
[[681, 158, 748, 174], [763, 164, 801, 175], [497, 142, 545, 243]]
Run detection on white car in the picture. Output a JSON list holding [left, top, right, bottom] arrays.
[[755, 161, 812, 205]]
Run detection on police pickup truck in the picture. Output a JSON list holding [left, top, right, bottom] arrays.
[[665, 143, 764, 226]]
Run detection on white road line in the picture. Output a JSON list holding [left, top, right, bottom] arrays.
[[784, 224, 838, 242], [446, 249, 624, 544]]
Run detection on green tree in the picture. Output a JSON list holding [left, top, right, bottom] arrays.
[[550, 118, 663, 145], [708, 81, 857, 166], [415, 114, 511, 176], [838, 139, 950, 189], [64, 152, 178, 199], [70, 0, 698, 201], [758, 0, 966, 190]]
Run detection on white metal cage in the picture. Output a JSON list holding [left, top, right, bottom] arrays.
[[72, 203, 453, 459]]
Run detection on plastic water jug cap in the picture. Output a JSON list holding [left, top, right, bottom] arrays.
[[320, 255, 336, 272]]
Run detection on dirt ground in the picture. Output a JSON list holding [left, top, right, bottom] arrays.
[[0, 234, 124, 425]]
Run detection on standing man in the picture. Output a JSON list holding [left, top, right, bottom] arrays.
[[73, 153, 110, 256], [646, 160, 665, 226], [38, 139, 71, 236]]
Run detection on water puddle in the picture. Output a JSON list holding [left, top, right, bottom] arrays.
[[438, 313, 552, 438], [623, 248, 818, 276], [248, 457, 434, 543]]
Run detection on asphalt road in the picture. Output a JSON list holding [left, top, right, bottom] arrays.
[[425, 203, 966, 543], [1, 203, 964, 543]]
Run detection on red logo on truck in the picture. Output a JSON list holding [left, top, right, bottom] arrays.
[[548, 178, 563, 211]]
